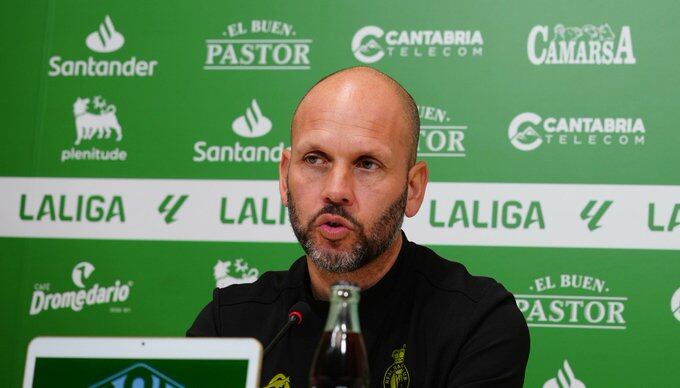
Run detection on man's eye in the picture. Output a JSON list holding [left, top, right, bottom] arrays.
[[304, 155, 324, 165], [357, 159, 378, 170]]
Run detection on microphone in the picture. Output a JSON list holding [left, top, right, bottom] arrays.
[[263, 301, 311, 357]]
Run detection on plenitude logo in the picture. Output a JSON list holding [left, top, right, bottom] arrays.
[[417, 105, 466, 158], [528, 23, 635, 65], [515, 273, 628, 330], [204, 20, 312, 70], [352, 25, 483, 64], [61, 95, 128, 162], [193, 98, 286, 163], [508, 112, 646, 151], [48, 15, 158, 77], [214, 258, 260, 288], [30, 261, 133, 316]]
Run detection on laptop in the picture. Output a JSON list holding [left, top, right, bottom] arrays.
[[23, 337, 262, 388]]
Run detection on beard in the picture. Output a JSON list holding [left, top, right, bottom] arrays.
[[287, 185, 407, 273]]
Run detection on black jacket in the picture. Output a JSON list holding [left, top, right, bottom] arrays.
[[187, 234, 530, 387]]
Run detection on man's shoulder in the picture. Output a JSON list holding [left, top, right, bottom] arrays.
[[407, 241, 508, 304], [213, 257, 306, 307]]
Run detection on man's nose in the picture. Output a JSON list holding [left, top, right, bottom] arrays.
[[322, 164, 354, 206]]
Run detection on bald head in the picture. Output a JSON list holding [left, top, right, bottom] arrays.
[[292, 66, 420, 167]]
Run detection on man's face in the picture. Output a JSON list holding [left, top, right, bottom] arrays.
[[281, 75, 414, 273]]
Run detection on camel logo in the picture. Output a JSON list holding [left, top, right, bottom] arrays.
[[86, 15, 125, 53], [73, 96, 122, 145], [509, 112, 543, 151], [543, 360, 585, 388], [90, 363, 184, 388], [232, 99, 272, 138], [672, 287, 680, 322], [383, 345, 410, 388], [71, 261, 95, 288], [214, 259, 260, 288], [352, 26, 385, 64]]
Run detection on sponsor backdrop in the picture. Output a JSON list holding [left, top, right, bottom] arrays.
[[2, 0, 679, 386]]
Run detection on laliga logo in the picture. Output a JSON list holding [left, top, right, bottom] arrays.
[[86, 15, 125, 53], [508, 112, 543, 151], [71, 261, 95, 288], [352, 26, 385, 64], [232, 99, 272, 138]]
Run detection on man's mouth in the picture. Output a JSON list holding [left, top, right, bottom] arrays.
[[316, 214, 353, 241]]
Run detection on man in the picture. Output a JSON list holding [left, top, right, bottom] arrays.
[[188, 66, 530, 387]]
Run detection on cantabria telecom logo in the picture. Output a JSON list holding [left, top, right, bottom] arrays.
[[205, 20, 311, 70], [30, 261, 133, 316], [352, 25, 483, 64], [193, 98, 286, 163], [543, 360, 586, 388], [48, 15, 158, 77], [61, 95, 128, 162], [417, 104, 467, 158], [515, 273, 628, 330], [528, 23, 635, 65], [214, 258, 260, 288], [508, 112, 645, 151], [90, 363, 183, 388]]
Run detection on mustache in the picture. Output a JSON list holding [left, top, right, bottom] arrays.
[[308, 204, 362, 230]]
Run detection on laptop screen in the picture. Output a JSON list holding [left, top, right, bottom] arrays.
[[24, 337, 262, 388], [33, 357, 249, 387]]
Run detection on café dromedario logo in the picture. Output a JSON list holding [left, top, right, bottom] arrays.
[[30, 261, 133, 316]]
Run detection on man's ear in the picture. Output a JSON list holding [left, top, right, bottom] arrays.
[[279, 148, 292, 206], [405, 161, 428, 217]]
